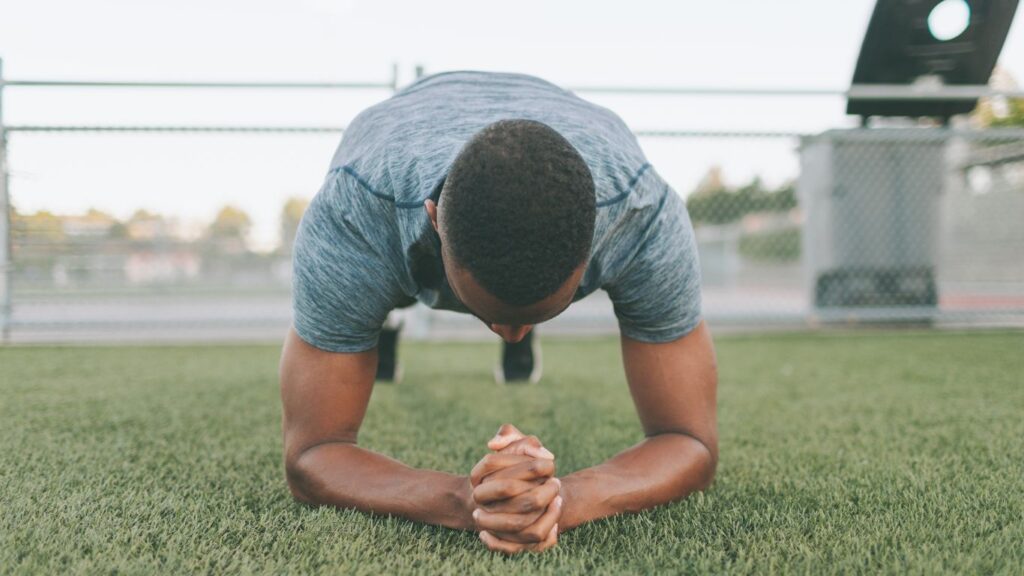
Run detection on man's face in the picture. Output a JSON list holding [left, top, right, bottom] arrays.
[[444, 257, 584, 343], [426, 198, 584, 343]]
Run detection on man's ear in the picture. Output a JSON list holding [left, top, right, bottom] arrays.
[[424, 199, 439, 232]]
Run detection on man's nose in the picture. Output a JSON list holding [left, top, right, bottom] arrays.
[[490, 324, 533, 343]]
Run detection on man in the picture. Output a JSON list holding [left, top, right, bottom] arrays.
[[280, 71, 718, 555]]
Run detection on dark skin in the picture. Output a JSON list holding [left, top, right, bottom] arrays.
[[279, 197, 718, 554]]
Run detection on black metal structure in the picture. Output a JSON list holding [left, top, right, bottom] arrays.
[[848, 0, 1019, 119]]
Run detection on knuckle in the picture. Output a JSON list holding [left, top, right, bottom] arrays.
[[525, 435, 540, 446], [532, 490, 549, 507], [534, 459, 554, 475], [511, 516, 533, 531]]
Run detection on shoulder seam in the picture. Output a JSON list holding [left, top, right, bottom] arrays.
[[332, 161, 652, 210], [596, 163, 652, 208], [328, 165, 426, 209], [329, 165, 393, 202]]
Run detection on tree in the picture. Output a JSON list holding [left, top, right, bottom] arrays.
[[125, 209, 169, 241], [974, 98, 1024, 127], [12, 209, 65, 243], [279, 197, 310, 253], [208, 205, 252, 241], [686, 173, 797, 226], [972, 67, 1024, 127], [693, 165, 726, 196]]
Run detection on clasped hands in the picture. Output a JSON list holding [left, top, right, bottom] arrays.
[[469, 424, 562, 554]]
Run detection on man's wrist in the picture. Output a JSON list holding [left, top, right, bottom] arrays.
[[558, 469, 614, 531], [446, 474, 477, 531], [397, 470, 477, 532]]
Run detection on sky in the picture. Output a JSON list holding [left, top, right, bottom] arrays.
[[1, 0, 1022, 249]]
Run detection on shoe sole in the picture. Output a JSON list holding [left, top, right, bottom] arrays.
[[494, 336, 542, 385]]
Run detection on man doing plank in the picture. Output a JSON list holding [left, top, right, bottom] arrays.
[[279, 71, 718, 554]]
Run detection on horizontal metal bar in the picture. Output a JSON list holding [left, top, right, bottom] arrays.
[[7, 125, 1024, 140], [569, 84, 1024, 100], [6, 125, 345, 133], [635, 129, 808, 138], [847, 84, 1024, 101], [5, 125, 804, 137], [6, 125, 808, 137], [570, 86, 847, 97], [4, 80, 1022, 100], [0, 79, 393, 90]]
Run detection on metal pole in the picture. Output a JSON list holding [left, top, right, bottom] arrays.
[[0, 57, 11, 343], [0, 79, 393, 90]]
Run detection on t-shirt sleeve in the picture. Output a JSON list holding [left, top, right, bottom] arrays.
[[291, 172, 407, 353], [603, 178, 703, 343]]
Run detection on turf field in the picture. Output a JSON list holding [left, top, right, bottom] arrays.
[[1, 330, 1022, 574]]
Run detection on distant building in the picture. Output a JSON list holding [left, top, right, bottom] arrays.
[[60, 212, 118, 238], [125, 250, 202, 285]]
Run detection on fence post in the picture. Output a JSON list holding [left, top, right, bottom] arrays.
[[0, 57, 10, 343]]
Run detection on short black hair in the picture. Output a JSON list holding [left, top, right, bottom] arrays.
[[440, 119, 596, 307]]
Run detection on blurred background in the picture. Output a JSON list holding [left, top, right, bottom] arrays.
[[1, 0, 1022, 344]]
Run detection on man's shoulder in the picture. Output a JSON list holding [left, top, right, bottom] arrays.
[[588, 167, 694, 284], [296, 170, 404, 263]]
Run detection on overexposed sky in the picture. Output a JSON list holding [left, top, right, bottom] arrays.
[[1, 0, 1021, 249]]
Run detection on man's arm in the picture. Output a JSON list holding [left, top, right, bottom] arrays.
[[557, 320, 718, 531], [279, 328, 476, 530]]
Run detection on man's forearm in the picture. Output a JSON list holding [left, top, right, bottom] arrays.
[[558, 432, 715, 531], [288, 442, 474, 531]]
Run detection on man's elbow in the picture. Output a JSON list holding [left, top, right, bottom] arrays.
[[680, 434, 717, 492], [694, 443, 717, 491], [285, 458, 313, 504], [285, 448, 326, 505]]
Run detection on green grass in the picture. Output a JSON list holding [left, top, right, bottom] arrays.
[[2, 330, 1023, 575]]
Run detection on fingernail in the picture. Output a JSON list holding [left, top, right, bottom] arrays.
[[472, 509, 481, 519], [555, 496, 563, 507], [479, 531, 487, 541], [552, 478, 561, 487], [538, 447, 555, 459]]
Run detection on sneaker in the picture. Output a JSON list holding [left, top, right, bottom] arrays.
[[495, 330, 542, 385], [376, 326, 403, 384]]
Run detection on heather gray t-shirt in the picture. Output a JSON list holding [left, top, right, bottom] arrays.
[[293, 71, 702, 353]]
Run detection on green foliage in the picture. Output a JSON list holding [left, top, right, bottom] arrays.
[[208, 205, 253, 240], [280, 197, 311, 253], [739, 228, 801, 262], [2, 332, 1022, 574], [12, 209, 65, 242], [687, 178, 797, 226], [974, 97, 1024, 127], [988, 100, 1024, 127]]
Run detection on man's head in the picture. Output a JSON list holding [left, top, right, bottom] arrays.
[[424, 119, 596, 342]]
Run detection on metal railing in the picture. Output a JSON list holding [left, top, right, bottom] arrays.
[[3, 57, 1024, 342]]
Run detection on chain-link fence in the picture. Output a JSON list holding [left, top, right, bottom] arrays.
[[694, 127, 1024, 330], [2, 65, 1023, 343]]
